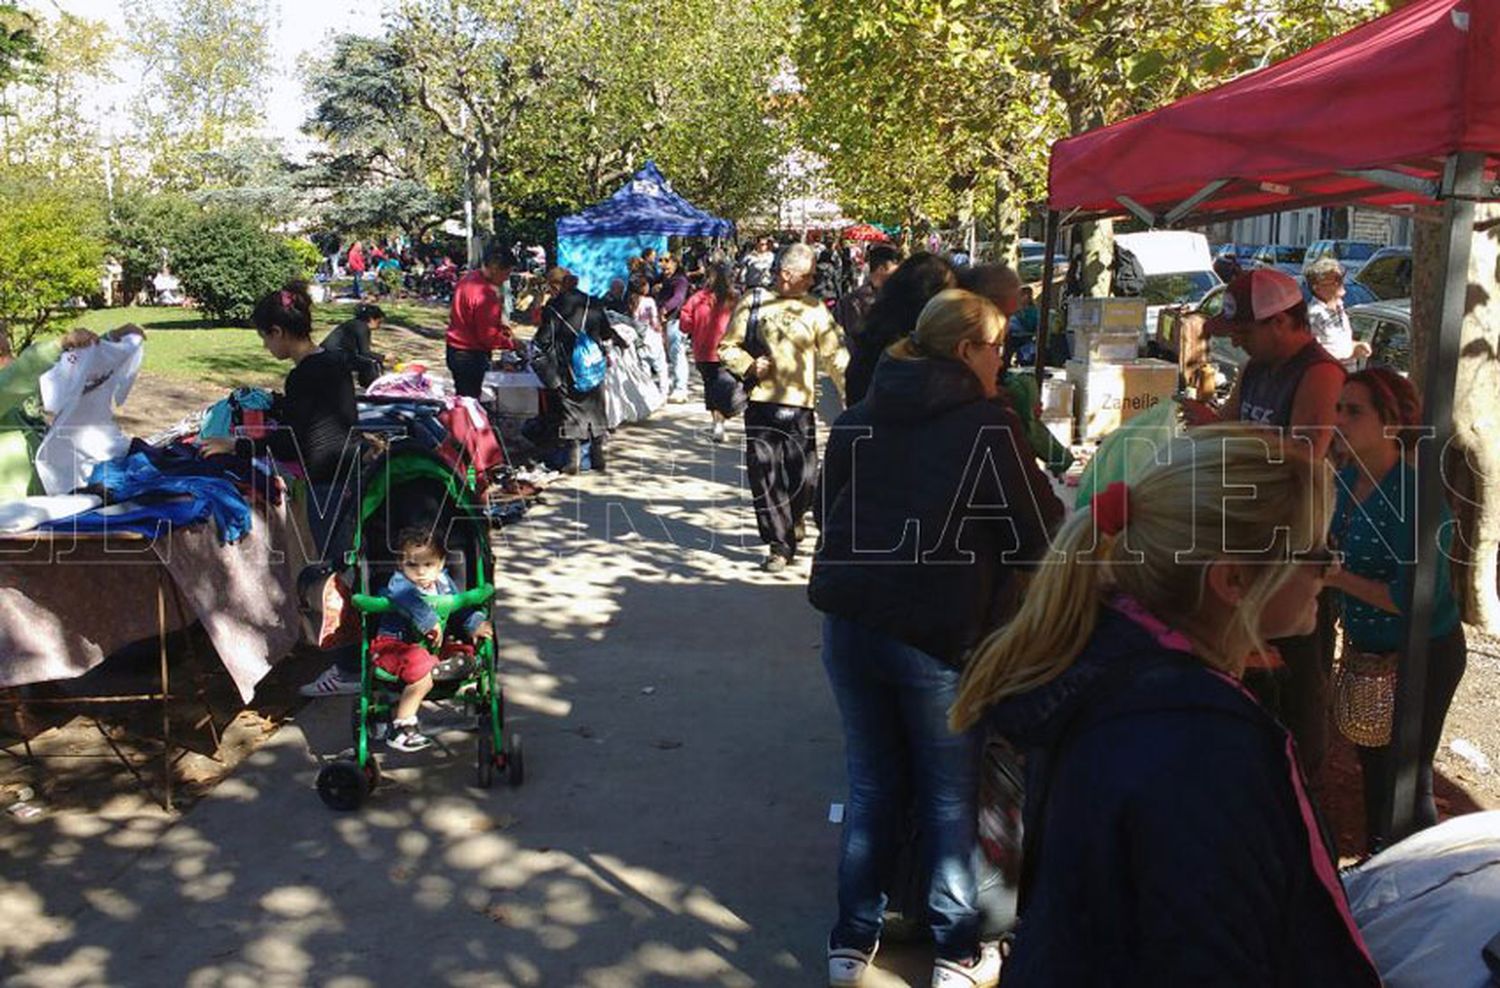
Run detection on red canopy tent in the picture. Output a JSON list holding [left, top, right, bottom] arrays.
[[1036, 0, 1500, 843]]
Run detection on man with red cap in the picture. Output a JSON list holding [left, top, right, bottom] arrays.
[[1192, 267, 1345, 791]]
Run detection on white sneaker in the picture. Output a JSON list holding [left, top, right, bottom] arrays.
[[828, 942, 878, 987], [931, 942, 1001, 988], [298, 664, 360, 697], [711, 420, 727, 443]]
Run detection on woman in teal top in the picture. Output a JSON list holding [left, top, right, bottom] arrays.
[[1327, 367, 1466, 854]]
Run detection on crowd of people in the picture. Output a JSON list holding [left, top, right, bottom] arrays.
[[4, 226, 1473, 985]]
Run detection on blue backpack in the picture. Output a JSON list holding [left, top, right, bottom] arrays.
[[567, 299, 606, 393]]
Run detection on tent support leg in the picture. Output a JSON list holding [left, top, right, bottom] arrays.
[[1385, 151, 1483, 844], [1035, 211, 1061, 384]]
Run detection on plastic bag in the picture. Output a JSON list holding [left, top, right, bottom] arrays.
[[1074, 400, 1183, 510]]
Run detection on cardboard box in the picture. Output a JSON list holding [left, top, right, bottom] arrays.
[[1067, 297, 1149, 333], [1040, 376, 1075, 417], [1067, 358, 1180, 440], [1071, 330, 1140, 364]]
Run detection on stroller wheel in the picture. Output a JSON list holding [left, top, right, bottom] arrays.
[[363, 755, 382, 792], [476, 729, 495, 789], [317, 759, 368, 811], [507, 733, 525, 787]]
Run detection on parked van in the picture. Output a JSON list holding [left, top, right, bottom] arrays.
[[1112, 231, 1222, 344]]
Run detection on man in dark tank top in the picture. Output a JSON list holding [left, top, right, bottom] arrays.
[[1199, 268, 1346, 795]]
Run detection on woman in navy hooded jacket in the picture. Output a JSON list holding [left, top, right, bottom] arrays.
[[810, 289, 1062, 988], [951, 425, 1382, 986]]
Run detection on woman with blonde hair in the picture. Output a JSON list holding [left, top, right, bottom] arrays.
[[952, 426, 1381, 986], [812, 288, 1062, 988]]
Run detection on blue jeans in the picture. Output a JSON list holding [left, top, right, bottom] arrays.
[[665, 318, 690, 397], [822, 615, 981, 960]]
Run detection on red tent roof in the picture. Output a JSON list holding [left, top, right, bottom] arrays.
[[1048, 0, 1500, 224]]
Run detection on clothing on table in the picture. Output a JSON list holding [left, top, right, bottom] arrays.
[[811, 354, 1062, 667], [365, 367, 448, 402], [48, 449, 255, 544], [200, 388, 275, 441], [0, 494, 102, 534], [984, 600, 1381, 987], [719, 291, 848, 410], [1333, 461, 1461, 652], [446, 270, 514, 354], [679, 288, 734, 365], [35, 334, 144, 495], [0, 338, 61, 502], [822, 614, 982, 963], [322, 319, 384, 387], [126, 438, 281, 507], [1308, 297, 1356, 362], [234, 349, 358, 485], [1236, 337, 1343, 428], [744, 401, 817, 561]]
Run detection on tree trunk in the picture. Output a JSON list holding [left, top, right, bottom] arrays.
[[992, 188, 1022, 268], [1412, 203, 1500, 630], [471, 144, 495, 245]]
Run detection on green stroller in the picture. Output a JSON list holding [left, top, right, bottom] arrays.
[[315, 445, 524, 811]]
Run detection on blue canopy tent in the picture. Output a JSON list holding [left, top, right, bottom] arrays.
[[556, 162, 734, 295]]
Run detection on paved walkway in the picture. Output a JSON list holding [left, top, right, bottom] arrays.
[[5, 397, 938, 987]]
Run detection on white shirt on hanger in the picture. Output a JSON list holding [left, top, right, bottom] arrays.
[[35, 335, 145, 495]]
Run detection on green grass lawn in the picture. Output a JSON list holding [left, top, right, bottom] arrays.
[[57, 301, 451, 390]]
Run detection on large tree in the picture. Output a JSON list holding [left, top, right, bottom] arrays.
[[124, 0, 271, 189], [0, 3, 42, 86], [300, 34, 461, 241], [390, 0, 559, 249], [0, 11, 116, 186]]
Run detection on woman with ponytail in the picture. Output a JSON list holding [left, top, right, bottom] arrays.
[[952, 426, 1381, 986]]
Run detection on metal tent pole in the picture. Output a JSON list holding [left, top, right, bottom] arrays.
[[1035, 211, 1062, 383], [1386, 151, 1483, 841]]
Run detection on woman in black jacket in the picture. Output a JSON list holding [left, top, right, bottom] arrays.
[[811, 289, 1062, 988], [950, 426, 1381, 987], [842, 252, 955, 406], [321, 303, 386, 387]]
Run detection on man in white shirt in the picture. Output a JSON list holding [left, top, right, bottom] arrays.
[[1304, 257, 1371, 370]]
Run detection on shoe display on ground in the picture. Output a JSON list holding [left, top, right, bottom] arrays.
[[827, 942, 878, 987], [298, 664, 361, 697], [930, 942, 1002, 988]]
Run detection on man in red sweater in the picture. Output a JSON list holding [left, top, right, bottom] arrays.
[[445, 245, 517, 399]]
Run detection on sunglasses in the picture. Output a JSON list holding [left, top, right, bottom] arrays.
[[1292, 545, 1341, 578]]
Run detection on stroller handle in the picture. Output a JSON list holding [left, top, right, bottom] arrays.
[[350, 584, 495, 617]]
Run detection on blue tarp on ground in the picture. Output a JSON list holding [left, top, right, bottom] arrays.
[[556, 162, 733, 294]]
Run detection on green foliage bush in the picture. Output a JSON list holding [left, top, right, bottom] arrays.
[[171, 211, 298, 324], [285, 236, 324, 279], [0, 187, 104, 354], [107, 192, 200, 299]]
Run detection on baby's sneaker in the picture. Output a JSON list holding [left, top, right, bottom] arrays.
[[387, 719, 433, 752]]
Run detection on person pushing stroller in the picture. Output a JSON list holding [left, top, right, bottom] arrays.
[[373, 528, 494, 752]]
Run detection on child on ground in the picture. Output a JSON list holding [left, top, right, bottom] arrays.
[[372, 528, 494, 751]]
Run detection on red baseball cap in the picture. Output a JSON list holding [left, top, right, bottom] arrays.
[[1205, 269, 1304, 336]]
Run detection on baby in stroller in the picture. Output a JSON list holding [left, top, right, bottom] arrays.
[[373, 527, 494, 751]]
